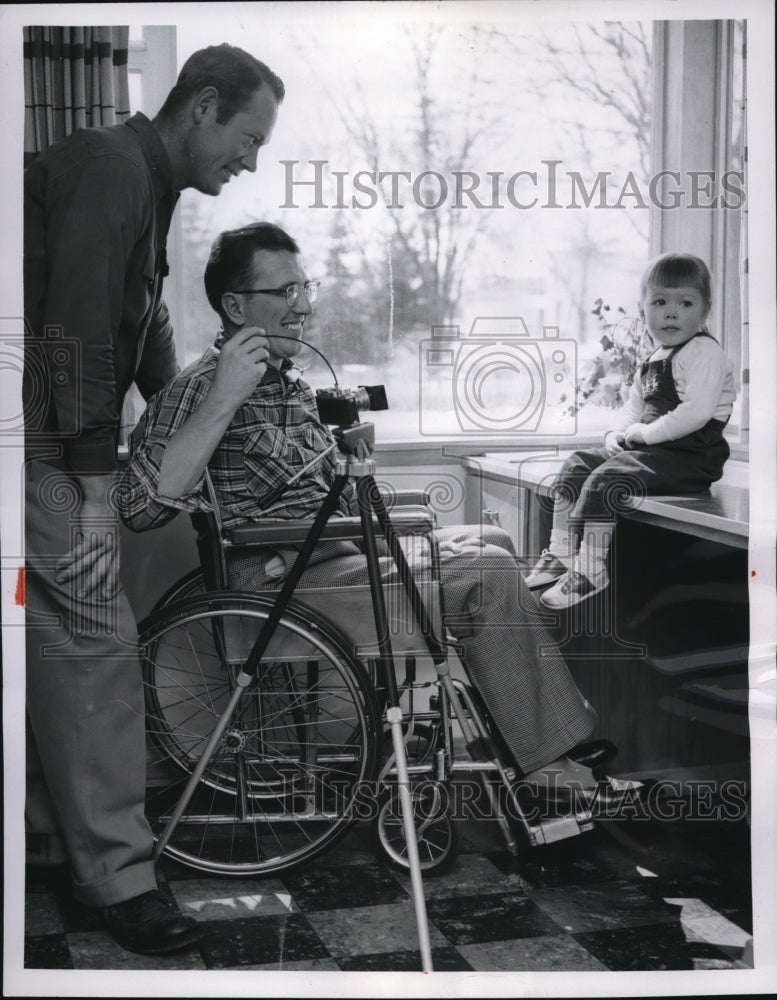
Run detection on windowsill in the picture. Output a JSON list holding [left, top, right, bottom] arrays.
[[375, 429, 748, 459], [119, 430, 749, 463], [460, 448, 749, 549]]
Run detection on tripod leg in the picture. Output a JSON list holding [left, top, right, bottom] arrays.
[[387, 706, 434, 971], [244, 475, 348, 674], [357, 478, 434, 973], [153, 670, 254, 860], [367, 478, 446, 663]]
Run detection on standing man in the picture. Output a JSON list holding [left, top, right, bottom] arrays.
[[23, 44, 280, 954]]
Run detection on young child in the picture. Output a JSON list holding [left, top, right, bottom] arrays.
[[526, 251, 738, 609]]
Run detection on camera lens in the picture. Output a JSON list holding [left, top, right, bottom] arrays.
[[352, 388, 371, 410]]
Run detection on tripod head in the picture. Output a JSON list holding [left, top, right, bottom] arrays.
[[332, 421, 376, 462]]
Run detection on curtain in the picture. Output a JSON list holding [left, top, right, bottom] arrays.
[[23, 26, 130, 165], [24, 26, 136, 442]]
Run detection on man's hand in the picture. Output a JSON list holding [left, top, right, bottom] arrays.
[[623, 423, 649, 448], [603, 431, 626, 457], [401, 532, 486, 569], [437, 532, 486, 561], [54, 476, 119, 602], [210, 327, 271, 409], [154, 328, 271, 502]]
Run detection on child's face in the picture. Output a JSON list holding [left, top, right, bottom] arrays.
[[641, 284, 710, 349]]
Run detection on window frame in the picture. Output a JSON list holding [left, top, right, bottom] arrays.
[[128, 26, 185, 362], [650, 19, 748, 458]]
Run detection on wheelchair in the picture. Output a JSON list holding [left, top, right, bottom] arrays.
[[138, 463, 597, 883]]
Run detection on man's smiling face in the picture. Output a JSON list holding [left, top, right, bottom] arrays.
[[233, 249, 314, 367], [185, 85, 278, 196]]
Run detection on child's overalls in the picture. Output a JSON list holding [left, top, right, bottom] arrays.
[[555, 332, 730, 524]]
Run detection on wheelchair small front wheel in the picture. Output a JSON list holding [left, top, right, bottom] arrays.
[[381, 721, 441, 768], [373, 781, 460, 875]]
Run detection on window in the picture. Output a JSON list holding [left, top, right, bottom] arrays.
[[174, 16, 658, 444], [134, 13, 748, 451]]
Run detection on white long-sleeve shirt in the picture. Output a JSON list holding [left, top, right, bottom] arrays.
[[608, 335, 737, 445]]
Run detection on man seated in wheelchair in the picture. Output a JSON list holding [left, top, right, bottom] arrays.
[[118, 221, 633, 817]]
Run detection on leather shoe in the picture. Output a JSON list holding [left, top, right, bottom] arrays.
[[530, 778, 644, 820], [103, 889, 203, 955], [567, 739, 618, 772]]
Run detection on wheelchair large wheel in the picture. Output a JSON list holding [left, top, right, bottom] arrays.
[[373, 781, 460, 874], [140, 592, 381, 876], [151, 568, 206, 609]]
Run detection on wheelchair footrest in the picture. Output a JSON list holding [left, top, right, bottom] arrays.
[[527, 811, 595, 846]]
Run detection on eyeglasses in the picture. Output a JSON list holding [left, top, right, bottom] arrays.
[[235, 280, 321, 306]]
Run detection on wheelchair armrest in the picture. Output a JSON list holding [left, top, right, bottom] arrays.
[[225, 508, 436, 548], [381, 488, 431, 509]]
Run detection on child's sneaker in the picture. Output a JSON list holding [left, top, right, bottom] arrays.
[[525, 549, 567, 589], [540, 569, 608, 609]]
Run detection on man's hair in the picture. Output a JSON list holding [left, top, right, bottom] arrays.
[[204, 222, 300, 319], [157, 44, 285, 123], [640, 252, 713, 310]]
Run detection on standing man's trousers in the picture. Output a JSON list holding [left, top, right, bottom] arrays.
[[25, 458, 157, 906]]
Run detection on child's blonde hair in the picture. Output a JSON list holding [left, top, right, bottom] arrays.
[[639, 252, 713, 311]]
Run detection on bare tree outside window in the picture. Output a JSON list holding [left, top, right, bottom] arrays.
[[177, 19, 654, 438]]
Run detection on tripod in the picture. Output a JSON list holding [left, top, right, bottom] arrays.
[[152, 419, 454, 972]]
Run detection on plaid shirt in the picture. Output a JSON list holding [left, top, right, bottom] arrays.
[[118, 332, 355, 531]]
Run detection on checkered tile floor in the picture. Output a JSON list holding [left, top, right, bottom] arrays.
[[24, 809, 753, 973]]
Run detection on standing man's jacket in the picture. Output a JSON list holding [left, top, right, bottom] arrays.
[[24, 112, 179, 473]]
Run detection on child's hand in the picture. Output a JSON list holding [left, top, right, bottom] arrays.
[[604, 431, 626, 456], [623, 423, 648, 447]]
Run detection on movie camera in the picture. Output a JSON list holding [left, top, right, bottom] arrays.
[[315, 384, 388, 426]]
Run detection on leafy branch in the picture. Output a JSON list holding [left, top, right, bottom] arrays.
[[565, 299, 652, 415]]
